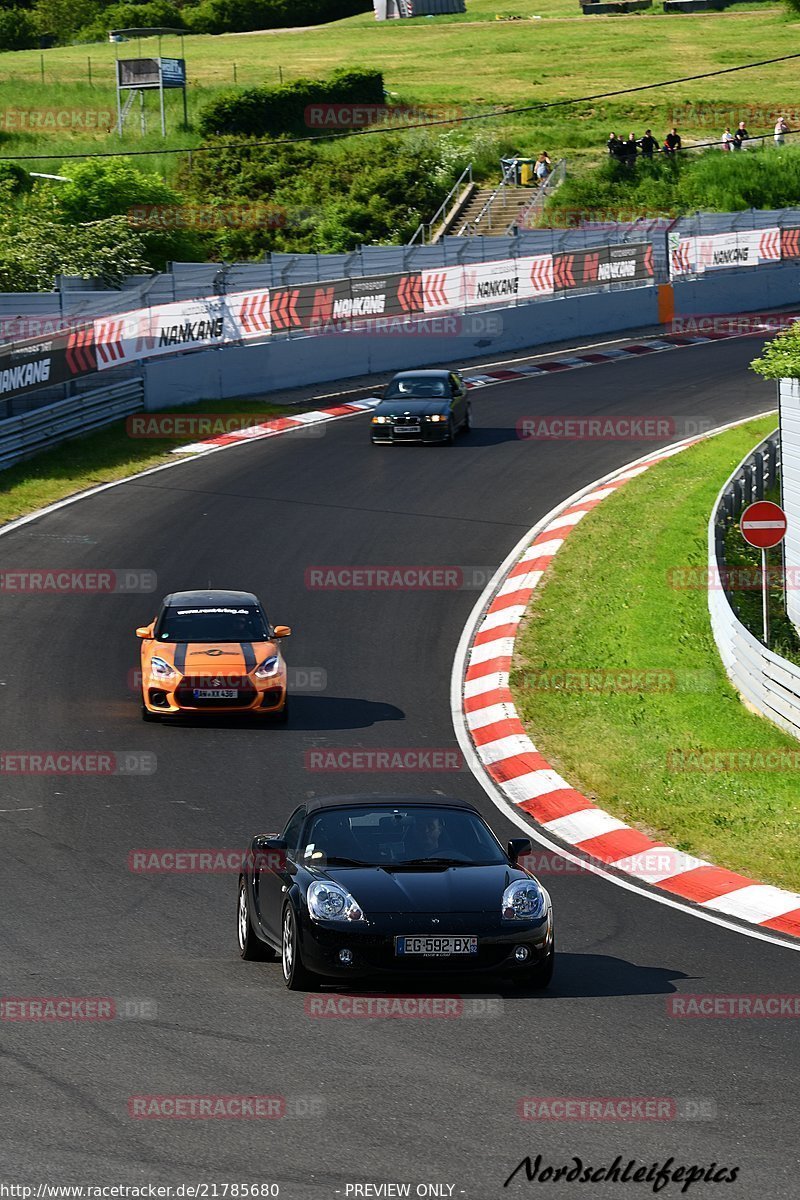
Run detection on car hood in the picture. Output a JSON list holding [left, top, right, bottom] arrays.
[[324, 863, 529, 913], [377, 398, 448, 416], [149, 640, 279, 673]]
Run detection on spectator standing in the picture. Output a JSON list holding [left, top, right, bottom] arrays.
[[663, 127, 682, 154], [607, 132, 623, 160], [622, 132, 638, 166], [733, 120, 749, 150], [534, 151, 552, 183], [721, 126, 735, 152], [638, 128, 659, 158], [775, 116, 789, 147]]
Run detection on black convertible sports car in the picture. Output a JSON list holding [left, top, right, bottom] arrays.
[[370, 369, 471, 444], [237, 795, 554, 990]]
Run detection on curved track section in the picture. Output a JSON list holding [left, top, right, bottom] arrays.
[[1, 338, 797, 1198]]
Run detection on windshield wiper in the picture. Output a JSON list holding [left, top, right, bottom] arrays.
[[318, 855, 371, 867]]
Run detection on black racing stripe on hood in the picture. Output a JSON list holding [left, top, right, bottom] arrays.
[[241, 643, 256, 672], [174, 643, 188, 672]]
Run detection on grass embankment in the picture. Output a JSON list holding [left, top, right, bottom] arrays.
[[0, 394, 303, 525], [509, 414, 800, 892], [0, 0, 793, 181]]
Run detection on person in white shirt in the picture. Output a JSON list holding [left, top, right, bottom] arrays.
[[721, 127, 734, 152], [775, 116, 789, 147]]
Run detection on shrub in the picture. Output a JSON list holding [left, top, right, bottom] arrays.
[[197, 67, 384, 137], [183, 0, 369, 35], [0, 6, 38, 48]]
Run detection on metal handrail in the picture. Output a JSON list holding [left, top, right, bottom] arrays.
[[408, 163, 473, 245], [509, 158, 567, 233], [458, 159, 520, 237]]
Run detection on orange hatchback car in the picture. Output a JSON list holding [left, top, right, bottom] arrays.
[[136, 590, 291, 722]]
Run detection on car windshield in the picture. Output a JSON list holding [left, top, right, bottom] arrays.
[[155, 604, 270, 643], [385, 378, 448, 399], [301, 805, 506, 868]]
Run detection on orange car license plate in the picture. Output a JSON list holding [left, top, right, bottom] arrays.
[[193, 688, 238, 699]]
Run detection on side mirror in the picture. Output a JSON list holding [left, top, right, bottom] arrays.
[[264, 837, 287, 851], [136, 622, 155, 639], [508, 837, 532, 864], [273, 625, 292, 638]]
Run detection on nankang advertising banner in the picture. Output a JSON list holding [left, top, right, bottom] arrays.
[[94, 297, 235, 370], [0, 328, 94, 402], [554, 243, 652, 291], [268, 274, 425, 333], [669, 228, 781, 277]]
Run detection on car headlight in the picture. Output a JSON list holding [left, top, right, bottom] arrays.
[[307, 880, 366, 923], [255, 654, 280, 679], [502, 880, 545, 920], [426, 414, 446, 422], [150, 655, 176, 681], [372, 415, 391, 424]]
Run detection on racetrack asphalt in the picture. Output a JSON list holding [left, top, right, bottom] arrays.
[[0, 335, 797, 1198]]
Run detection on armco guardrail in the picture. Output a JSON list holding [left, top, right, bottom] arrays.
[[0, 377, 143, 470], [708, 429, 800, 740]]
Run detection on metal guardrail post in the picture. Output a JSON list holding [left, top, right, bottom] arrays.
[[753, 451, 765, 500]]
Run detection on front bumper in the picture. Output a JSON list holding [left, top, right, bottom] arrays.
[[371, 422, 449, 444], [297, 910, 552, 979], [143, 675, 287, 716]]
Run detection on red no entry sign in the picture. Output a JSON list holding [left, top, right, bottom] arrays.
[[740, 501, 787, 549]]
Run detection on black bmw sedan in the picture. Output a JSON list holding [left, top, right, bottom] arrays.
[[370, 370, 471, 444], [237, 795, 554, 991]]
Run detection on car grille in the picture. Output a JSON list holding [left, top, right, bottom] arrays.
[[175, 675, 256, 708]]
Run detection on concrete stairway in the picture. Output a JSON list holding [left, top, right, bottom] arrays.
[[452, 185, 535, 236]]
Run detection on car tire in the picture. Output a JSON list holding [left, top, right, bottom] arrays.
[[463, 404, 471, 432], [237, 877, 277, 961], [281, 904, 320, 991], [444, 418, 456, 444], [273, 692, 290, 724], [141, 702, 159, 723]]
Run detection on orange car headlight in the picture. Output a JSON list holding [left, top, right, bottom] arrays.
[[255, 655, 281, 679], [150, 655, 177, 681]]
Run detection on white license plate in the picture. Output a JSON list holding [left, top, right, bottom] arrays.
[[396, 425, 420, 434], [193, 688, 238, 699], [396, 935, 478, 956]]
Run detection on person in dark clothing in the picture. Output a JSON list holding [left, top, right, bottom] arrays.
[[638, 129, 659, 158], [607, 132, 623, 159], [663, 128, 682, 153], [622, 132, 638, 166], [733, 121, 749, 150]]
